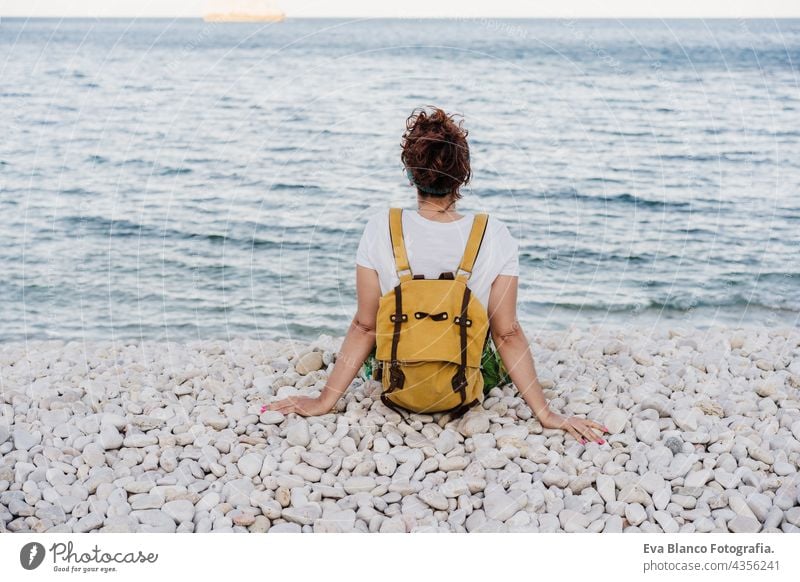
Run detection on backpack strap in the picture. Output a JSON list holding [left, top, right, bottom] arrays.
[[388, 208, 413, 283], [456, 213, 489, 283]]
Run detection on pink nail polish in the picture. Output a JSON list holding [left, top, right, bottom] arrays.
[[598, 439, 605, 444]]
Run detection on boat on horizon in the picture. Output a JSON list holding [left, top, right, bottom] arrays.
[[202, 0, 285, 22]]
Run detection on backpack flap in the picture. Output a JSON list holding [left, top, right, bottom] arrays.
[[375, 279, 486, 368]]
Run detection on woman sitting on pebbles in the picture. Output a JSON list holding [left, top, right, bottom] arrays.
[[265, 106, 608, 446]]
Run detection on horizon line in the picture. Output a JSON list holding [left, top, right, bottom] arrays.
[[2, 15, 800, 20]]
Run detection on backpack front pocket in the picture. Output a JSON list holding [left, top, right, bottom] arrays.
[[382, 360, 484, 413]]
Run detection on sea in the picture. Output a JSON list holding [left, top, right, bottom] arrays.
[[1, 17, 799, 343]]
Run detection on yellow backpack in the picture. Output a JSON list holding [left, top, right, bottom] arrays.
[[374, 207, 491, 420]]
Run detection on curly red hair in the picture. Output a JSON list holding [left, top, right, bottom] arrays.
[[401, 106, 471, 199]]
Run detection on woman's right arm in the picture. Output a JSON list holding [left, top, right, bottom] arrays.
[[487, 275, 608, 444]]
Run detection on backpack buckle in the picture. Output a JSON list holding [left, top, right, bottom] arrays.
[[453, 316, 472, 327], [415, 311, 448, 321], [451, 368, 468, 394], [389, 363, 405, 389], [389, 313, 408, 323]]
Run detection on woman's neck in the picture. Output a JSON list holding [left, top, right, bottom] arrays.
[[417, 195, 463, 222]]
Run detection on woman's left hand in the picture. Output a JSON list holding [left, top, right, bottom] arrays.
[[261, 395, 333, 417], [538, 408, 608, 444]]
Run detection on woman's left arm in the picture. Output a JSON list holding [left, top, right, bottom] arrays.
[[264, 265, 381, 416]]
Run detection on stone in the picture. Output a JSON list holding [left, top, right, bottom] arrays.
[[728, 515, 762, 533], [223, 478, 255, 507], [291, 463, 322, 482], [634, 420, 660, 445], [749, 447, 774, 465], [163, 500, 195, 524], [131, 510, 176, 532], [232, 512, 256, 527], [440, 478, 469, 498], [99, 425, 123, 450], [559, 509, 590, 532], [374, 453, 397, 477], [618, 484, 650, 505], [483, 490, 518, 522], [343, 477, 375, 495], [672, 409, 700, 432], [728, 494, 757, 520], [435, 430, 457, 454], [12, 429, 41, 451], [282, 504, 322, 526], [380, 516, 406, 533], [458, 411, 490, 437], [785, 507, 800, 527], [419, 489, 449, 511], [250, 516, 271, 533], [295, 351, 324, 375], [129, 494, 163, 510], [202, 415, 229, 430], [714, 469, 740, 489], [314, 509, 356, 533], [476, 448, 508, 469], [653, 510, 679, 533], [123, 433, 158, 448], [440, 456, 469, 472], [746, 493, 772, 522], [237, 453, 264, 478], [9, 499, 34, 516], [260, 411, 285, 425], [625, 503, 646, 526], [664, 436, 684, 455], [301, 451, 332, 470], [603, 408, 629, 434], [639, 471, 665, 494], [542, 468, 570, 488], [286, 421, 311, 448], [684, 469, 712, 488], [74, 513, 104, 533], [472, 434, 496, 450], [596, 475, 616, 504], [269, 522, 302, 533], [603, 515, 624, 533], [82, 443, 106, 467]]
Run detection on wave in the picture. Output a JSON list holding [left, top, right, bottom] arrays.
[[59, 187, 96, 196], [157, 166, 192, 176], [55, 214, 336, 251], [553, 189, 692, 210], [522, 295, 800, 314]]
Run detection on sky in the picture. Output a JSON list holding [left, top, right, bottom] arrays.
[[0, 0, 798, 18]]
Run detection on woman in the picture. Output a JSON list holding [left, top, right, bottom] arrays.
[[266, 106, 607, 445]]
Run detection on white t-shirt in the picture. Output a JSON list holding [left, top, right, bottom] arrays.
[[356, 207, 519, 310]]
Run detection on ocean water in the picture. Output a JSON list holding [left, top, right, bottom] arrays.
[[1, 17, 799, 343]]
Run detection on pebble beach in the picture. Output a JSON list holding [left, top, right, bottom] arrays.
[[1, 326, 799, 534]]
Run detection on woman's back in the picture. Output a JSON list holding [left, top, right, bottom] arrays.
[[356, 206, 519, 309]]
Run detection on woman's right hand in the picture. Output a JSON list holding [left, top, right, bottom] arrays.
[[538, 409, 608, 445]]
